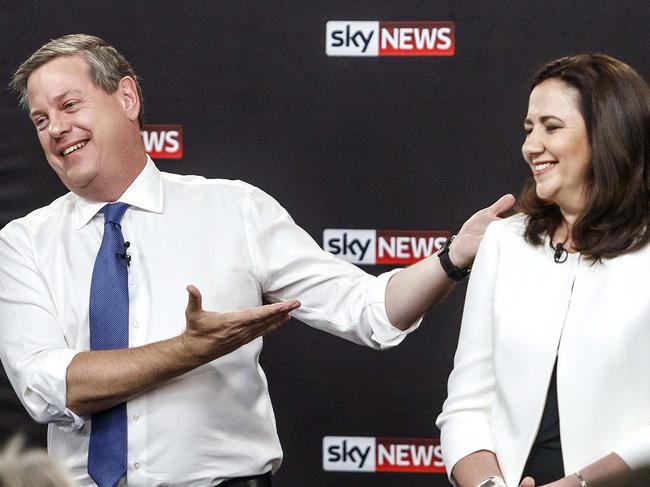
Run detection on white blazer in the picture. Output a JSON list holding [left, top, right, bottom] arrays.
[[436, 215, 650, 487]]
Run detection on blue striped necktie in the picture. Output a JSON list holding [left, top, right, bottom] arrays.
[[88, 202, 130, 487]]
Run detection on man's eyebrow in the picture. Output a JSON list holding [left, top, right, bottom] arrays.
[[29, 107, 45, 119], [29, 90, 82, 117]]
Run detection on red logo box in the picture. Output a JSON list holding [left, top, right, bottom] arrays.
[[142, 124, 183, 159], [379, 21, 455, 56]]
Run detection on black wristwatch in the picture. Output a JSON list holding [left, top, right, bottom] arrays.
[[437, 235, 471, 281]]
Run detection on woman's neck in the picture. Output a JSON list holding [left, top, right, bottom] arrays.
[[553, 205, 582, 252]]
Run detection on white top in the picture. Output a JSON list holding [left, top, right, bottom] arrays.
[[0, 158, 419, 486], [436, 215, 650, 487]]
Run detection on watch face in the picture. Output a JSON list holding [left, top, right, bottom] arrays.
[[478, 478, 505, 487]]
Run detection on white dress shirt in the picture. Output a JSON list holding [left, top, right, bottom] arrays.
[[436, 215, 650, 487], [0, 158, 418, 486]]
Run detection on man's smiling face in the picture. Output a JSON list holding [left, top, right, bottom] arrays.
[[27, 54, 137, 200]]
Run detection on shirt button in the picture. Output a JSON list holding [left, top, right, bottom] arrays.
[[133, 414, 140, 421], [133, 321, 140, 328], [134, 462, 141, 470]]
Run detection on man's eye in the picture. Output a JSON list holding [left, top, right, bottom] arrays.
[[64, 101, 77, 110], [34, 117, 47, 128]]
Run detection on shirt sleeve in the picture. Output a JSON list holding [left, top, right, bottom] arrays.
[[243, 186, 421, 349], [436, 221, 501, 482], [0, 222, 85, 430]]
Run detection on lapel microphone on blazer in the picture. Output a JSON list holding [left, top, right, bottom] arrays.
[[552, 241, 568, 263]]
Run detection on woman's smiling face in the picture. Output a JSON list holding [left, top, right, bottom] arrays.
[[522, 78, 592, 217]]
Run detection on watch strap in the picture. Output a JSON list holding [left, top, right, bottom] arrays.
[[438, 235, 471, 281]]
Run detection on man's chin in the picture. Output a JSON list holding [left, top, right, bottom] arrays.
[[62, 171, 97, 197]]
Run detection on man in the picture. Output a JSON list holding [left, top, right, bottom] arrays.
[[0, 34, 513, 486]]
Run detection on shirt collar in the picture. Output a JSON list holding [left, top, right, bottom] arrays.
[[73, 155, 164, 229]]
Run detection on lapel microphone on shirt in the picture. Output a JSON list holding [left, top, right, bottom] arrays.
[[116, 241, 132, 266]]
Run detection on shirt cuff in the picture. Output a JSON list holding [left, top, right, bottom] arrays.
[[364, 269, 423, 349], [22, 347, 86, 431]]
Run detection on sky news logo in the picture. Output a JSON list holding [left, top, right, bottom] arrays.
[[323, 436, 445, 473], [142, 124, 183, 159], [326, 21, 455, 57], [323, 229, 451, 265]]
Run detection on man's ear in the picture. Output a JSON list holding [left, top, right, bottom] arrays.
[[117, 76, 140, 123]]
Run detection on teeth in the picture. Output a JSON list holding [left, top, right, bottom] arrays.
[[62, 140, 87, 156], [534, 162, 554, 172]]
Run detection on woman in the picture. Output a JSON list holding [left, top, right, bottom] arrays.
[[436, 53, 650, 487]]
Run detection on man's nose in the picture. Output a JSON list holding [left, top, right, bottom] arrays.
[[48, 112, 71, 138]]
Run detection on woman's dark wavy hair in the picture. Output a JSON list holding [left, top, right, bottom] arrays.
[[517, 53, 650, 261]]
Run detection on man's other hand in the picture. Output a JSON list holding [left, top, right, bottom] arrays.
[[448, 194, 515, 269]]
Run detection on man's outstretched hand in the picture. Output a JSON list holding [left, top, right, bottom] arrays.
[[181, 285, 300, 363]]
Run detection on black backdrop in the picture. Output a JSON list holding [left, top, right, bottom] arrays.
[[0, 1, 648, 486]]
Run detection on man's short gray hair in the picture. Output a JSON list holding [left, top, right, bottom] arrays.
[[10, 33, 144, 128]]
